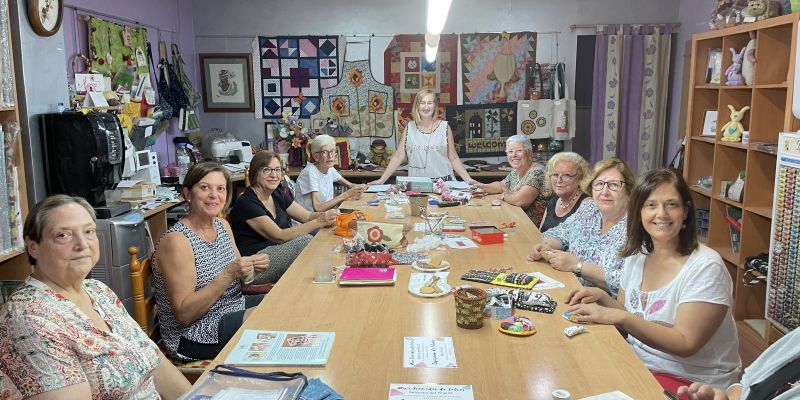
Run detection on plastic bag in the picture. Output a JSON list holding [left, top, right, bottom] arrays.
[[178, 365, 306, 400]]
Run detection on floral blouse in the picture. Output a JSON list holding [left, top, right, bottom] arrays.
[[0, 277, 161, 399], [542, 199, 628, 296], [502, 167, 548, 227]]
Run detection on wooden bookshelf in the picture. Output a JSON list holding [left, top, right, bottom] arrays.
[[684, 14, 800, 350], [0, 0, 30, 278]]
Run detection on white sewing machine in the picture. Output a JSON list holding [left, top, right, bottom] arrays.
[[122, 135, 161, 185], [211, 141, 253, 164]]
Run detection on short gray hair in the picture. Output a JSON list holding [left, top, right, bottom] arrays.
[[24, 194, 95, 265], [544, 152, 590, 195], [310, 134, 336, 154], [505, 134, 533, 151]]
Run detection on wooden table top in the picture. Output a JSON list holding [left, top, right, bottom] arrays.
[[285, 168, 509, 181], [203, 194, 663, 399]]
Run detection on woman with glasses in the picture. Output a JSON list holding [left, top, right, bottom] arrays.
[[230, 151, 338, 283], [153, 162, 270, 361], [540, 152, 590, 233], [371, 89, 474, 184], [528, 158, 635, 297], [296, 134, 366, 212], [564, 169, 740, 394], [474, 134, 548, 226]]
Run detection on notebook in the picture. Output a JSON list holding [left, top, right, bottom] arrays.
[[339, 267, 397, 286]]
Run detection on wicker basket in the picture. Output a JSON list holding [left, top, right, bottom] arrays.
[[455, 287, 488, 329]]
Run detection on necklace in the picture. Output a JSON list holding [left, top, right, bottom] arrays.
[[558, 192, 580, 210], [418, 120, 441, 134]]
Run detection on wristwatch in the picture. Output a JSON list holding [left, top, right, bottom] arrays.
[[574, 261, 584, 277]]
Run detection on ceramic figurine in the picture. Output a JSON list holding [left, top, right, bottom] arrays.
[[720, 104, 750, 142]]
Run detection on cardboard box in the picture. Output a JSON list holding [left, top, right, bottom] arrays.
[[471, 227, 504, 244], [120, 182, 157, 201]]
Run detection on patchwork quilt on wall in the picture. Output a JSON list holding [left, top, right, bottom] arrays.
[[319, 60, 394, 138], [383, 34, 458, 127], [445, 103, 517, 157], [253, 35, 339, 119], [461, 32, 537, 104]]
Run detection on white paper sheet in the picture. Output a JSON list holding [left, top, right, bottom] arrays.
[[445, 181, 470, 190], [389, 384, 474, 400], [403, 336, 458, 368], [579, 391, 634, 400], [366, 184, 392, 193], [529, 271, 566, 290], [442, 236, 478, 249]]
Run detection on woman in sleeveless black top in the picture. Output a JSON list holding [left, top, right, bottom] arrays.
[[539, 152, 590, 232]]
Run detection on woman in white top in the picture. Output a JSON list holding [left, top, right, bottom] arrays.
[[295, 134, 365, 212], [372, 89, 473, 184], [564, 169, 740, 392]]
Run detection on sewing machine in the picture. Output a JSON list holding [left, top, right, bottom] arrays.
[[211, 140, 253, 164]]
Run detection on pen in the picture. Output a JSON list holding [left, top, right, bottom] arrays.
[[663, 390, 680, 400]]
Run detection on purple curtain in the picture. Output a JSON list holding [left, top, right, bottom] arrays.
[[590, 24, 674, 174]]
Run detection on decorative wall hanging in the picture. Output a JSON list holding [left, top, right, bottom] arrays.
[[199, 53, 255, 112], [27, 0, 63, 37], [253, 35, 339, 119], [383, 34, 458, 126], [320, 59, 394, 138], [517, 100, 552, 139], [461, 32, 537, 104], [88, 17, 149, 77], [445, 103, 517, 157]]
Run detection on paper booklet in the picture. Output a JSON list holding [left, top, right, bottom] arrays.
[[224, 330, 335, 366], [339, 267, 397, 286]]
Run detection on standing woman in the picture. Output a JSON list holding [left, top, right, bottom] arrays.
[[474, 134, 549, 226], [528, 158, 635, 297], [540, 152, 590, 232], [564, 169, 740, 393], [153, 163, 270, 361], [230, 151, 338, 283], [372, 89, 474, 183]]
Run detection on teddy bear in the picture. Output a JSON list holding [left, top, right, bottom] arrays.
[[744, 0, 783, 21], [720, 104, 750, 142]]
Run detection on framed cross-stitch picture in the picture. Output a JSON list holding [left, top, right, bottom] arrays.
[[200, 53, 255, 112]]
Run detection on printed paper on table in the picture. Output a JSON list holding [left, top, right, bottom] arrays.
[[224, 330, 334, 366], [389, 384, 474, 400], [403, 336, 458, 368]]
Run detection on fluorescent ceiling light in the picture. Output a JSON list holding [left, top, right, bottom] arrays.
[[425, 42, 438, 63], [426, 0, 452, 35]]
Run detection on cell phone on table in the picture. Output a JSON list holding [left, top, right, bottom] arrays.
[[339, 208, 357, 214]]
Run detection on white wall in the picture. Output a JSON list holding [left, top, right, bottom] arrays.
[[191, 0, 681, 160]]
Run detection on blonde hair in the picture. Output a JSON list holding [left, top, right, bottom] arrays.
[[580, 157, 636, 195], [410, 89, 438, 125], [544, 152, 590, 195]]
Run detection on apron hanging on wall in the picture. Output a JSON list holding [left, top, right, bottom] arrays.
[[319, 39, 394, 138]]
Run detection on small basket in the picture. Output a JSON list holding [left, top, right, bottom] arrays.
[[454, 287, 488, 329]]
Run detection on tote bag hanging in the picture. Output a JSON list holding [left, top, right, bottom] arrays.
[[517, 100, 553, 139], [551, 62, 576, 141]]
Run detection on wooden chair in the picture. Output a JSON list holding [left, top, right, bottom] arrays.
[[128, 246, 210, 382]]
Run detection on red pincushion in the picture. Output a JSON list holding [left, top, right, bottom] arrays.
[[345, 251, 398, 267]]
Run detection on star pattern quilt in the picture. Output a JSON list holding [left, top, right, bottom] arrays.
[[461, 32, 537, 104]]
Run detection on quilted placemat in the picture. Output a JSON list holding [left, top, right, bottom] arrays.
[[383, 34, 458, 128], [445, 102, 517, 157], [461, 32, 537, 104], [254, 35, 340, 119]]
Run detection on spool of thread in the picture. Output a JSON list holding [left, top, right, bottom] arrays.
[[552, 389, 571, 400]]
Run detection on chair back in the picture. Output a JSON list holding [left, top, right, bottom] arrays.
[[128, 246, 160, 342]]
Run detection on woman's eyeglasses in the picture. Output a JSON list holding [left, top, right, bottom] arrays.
[[260, 167, 284, 175], [592, 180, 625, 192], [316, 149, 337, 157], [549, 172, 577, 182]]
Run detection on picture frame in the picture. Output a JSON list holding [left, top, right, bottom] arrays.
[[701, 110, 718, 136], [199, 53, 254, 113], [27, 0, 63, 37], [706, 48, 722, 84]]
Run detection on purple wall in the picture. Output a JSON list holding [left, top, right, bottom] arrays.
[[61, 0, 197, 168], [667, 0, 718, 157]]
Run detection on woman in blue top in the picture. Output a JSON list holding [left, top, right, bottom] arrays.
[[528, 158, 635, 296]]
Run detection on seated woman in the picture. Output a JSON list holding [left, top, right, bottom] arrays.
[[229, 151, 338, 283], [565, 169, 740, 393], [539, 151, 590, 233], [0, 195, 190, 398], [474, 134, 548, 226], [295, 134, 365, 212], [372, 89, 474, 183], [153, 162, 270, 361], [678, 326, 799, 400], [528, 158, 635, 297]]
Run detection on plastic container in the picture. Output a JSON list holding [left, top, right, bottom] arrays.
[[176, 143, 192, 185]]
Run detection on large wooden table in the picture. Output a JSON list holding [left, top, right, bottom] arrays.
[[205, 194, 663, 399]]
